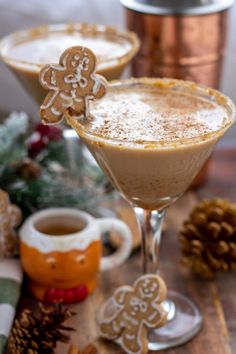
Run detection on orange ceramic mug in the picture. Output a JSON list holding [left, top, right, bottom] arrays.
[[19, 208, 132, 303]]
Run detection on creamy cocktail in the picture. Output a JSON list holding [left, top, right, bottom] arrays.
[[67, 77, 235, 350], [0, 24, 139, 104], [68, 78, 232, 210]]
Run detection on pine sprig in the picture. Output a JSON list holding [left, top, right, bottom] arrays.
[[0, 111, 28, 153], [0, 114, 114, 218], [5, 167, 107, 217], [0, 112, 28, 175]]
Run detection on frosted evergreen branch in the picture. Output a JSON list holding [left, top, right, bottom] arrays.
[[0, 111, 28, 155]]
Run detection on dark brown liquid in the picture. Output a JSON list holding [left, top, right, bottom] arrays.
[[37, 224, 83, 236]]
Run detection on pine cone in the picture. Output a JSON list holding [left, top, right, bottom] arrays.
[[8, 303, 75, 354], [179, 198, 236, 279], [16, 158, 41, 180]]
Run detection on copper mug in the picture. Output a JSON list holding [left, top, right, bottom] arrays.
[[121, 0, 234, 187]]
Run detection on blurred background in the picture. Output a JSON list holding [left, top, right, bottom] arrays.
[[0, 0, 236, 143]]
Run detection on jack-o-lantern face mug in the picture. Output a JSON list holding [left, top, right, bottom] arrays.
[[19, 208, 132, 304]]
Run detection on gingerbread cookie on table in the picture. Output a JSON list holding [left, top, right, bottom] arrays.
[[0, 189, 22, 257], [98, 274, 167, 354], [39, 46, 107, 124]]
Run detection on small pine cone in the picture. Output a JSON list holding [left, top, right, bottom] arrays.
[[8, 303, 75, 354], [179, 198, 236, 279], [16, 158, 41, 180]]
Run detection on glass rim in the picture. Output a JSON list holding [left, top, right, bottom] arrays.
[[0, 23, 140, 72], [74, 77, 236, 149]]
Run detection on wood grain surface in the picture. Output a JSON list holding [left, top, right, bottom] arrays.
[[15, 147, 236, 354]]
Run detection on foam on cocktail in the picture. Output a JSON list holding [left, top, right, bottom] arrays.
[[86, 83, 228, 143], [70, 78, 235, 210], [6, 33, 132, 70]]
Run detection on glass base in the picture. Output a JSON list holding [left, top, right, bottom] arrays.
[[148, 290, 202, 351]]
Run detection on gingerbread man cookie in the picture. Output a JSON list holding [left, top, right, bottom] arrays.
[[39, 46, 107, 124], [98, 274, 167, 354], [0, 189, 22, 257]]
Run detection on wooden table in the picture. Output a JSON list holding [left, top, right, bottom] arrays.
[[16, 147, 236, 354]]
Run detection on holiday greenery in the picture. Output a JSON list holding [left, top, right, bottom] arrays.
[[0, 112, 114, 218], [0, 112, 28, 175]]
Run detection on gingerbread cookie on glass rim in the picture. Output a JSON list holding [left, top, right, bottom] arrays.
[[39, 46, 107, 124]]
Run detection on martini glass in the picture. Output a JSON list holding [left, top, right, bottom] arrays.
[[67, 77, 236, 351], [0, 24, 139, 173], [0, 23, 139, 105]]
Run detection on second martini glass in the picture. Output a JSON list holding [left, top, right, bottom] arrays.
[[67, 77, 236, 350], [0, 23, 139, 105], [0, 24, 139, 174]]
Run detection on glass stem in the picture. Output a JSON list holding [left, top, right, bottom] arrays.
[[134, 207, 166, 275]]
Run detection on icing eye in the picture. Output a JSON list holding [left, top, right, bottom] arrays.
[[79, 77, 88, 88], [71, 60, 78, 67], [76, 254, 86, 264], [46, 257, 56, 269], [140, 302, 147, 312], [64, 74, 75, 83]]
